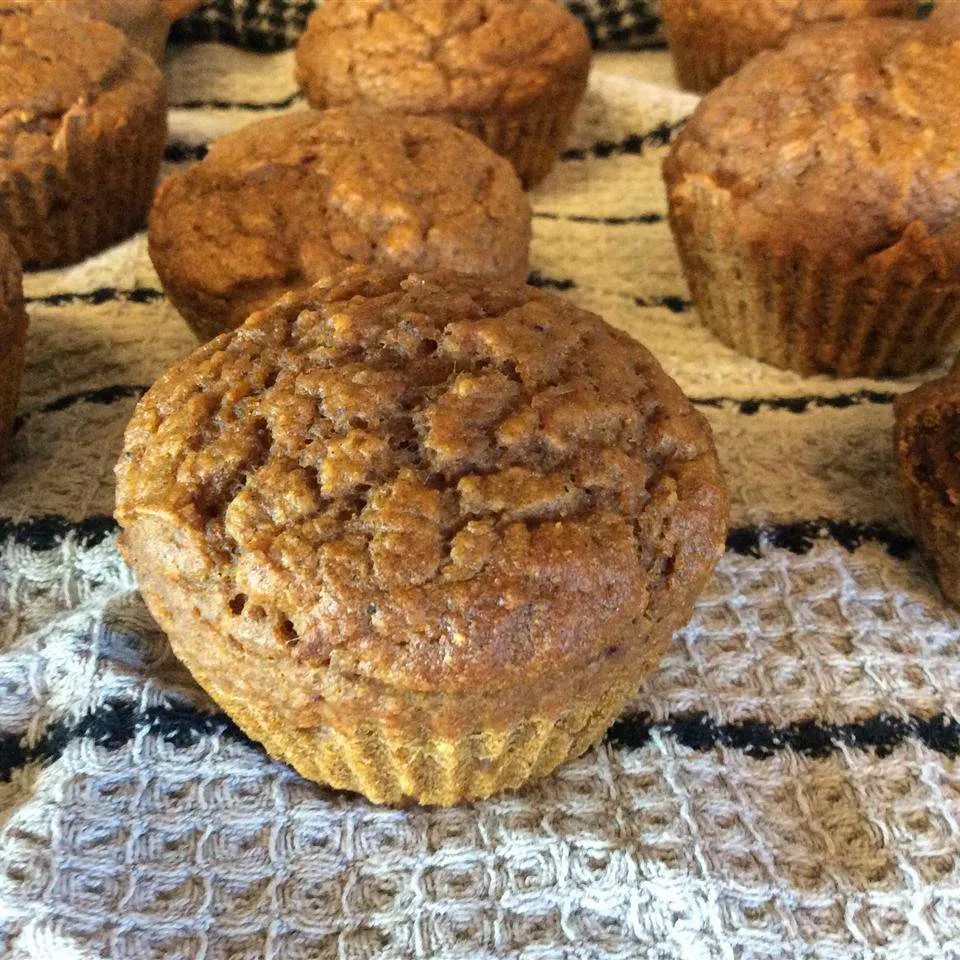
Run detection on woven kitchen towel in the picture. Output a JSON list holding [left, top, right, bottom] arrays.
[[169, 0, 665, 50], [1, 30, 959, 960]]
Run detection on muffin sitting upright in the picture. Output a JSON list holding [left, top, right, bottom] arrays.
[[663, 18, 960, 377], [16, 0, 171, 62], [294, 0, 591, 188], [149, 109, 532, 341], [0, 4, 166, 267], [661, 0, 922, 93], [115, 268, 728, 806], [895, 360, 960, 606], [0, 234, 25, 457]]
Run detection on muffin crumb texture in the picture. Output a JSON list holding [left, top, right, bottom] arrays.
[[116, 269, 727, 803], [149, 109, 531, 340]]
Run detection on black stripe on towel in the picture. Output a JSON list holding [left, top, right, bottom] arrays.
[[726, 519, 914, 559], [527, 271, 577, 290], [560, 121, 683, 161], [172, 91, 303, 111], [26, 288, 164, 307], [13, 384, 149, 433], [3, 701, 956, 782], [0, 514, 913, 558], [534, 211, 665, 225], [694, 390, 897, 415], [164, 141, 209, 163]]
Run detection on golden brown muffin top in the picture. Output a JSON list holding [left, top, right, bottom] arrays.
[[664, 17, 960, 269], [295, 0, 591, 114], [116, 269, 727, 694], [16, 0, 162, 21], [0, 3, 163, 168], [149, 109, 532, 334]]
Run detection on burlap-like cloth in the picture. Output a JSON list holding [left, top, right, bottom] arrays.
[[1, 9, 958, 959]]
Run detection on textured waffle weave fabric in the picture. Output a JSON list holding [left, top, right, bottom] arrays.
[[2, 18, 960, 960]]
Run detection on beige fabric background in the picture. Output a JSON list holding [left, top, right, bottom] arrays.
[[1, 43, 959, 959]]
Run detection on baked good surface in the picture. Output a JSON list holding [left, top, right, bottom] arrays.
[[0, 232, 25, 454], [149, 109, 532, 340], [0, 4, 167, 266], [895, 361, 960, 605], [16, 0, 170, 61], [294, 0, 592, 187], [115, 268, 728, 804], [661, 0, 922, 92], [663, 16, 960, 375]]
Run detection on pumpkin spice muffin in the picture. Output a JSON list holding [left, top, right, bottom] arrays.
[[661, 0, 923, 93], [895, 359, 960, 605], [294, 0, 591, 188], [149, 109, 532, 341], [0, 233, 25, 456], [115, 268, 728, 806], [0, 4, 167, 268], [18, 0, 171, 62], [663, 17, 960, 377]]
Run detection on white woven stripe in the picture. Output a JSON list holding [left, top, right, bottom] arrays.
[[1, 42, 959, 960]]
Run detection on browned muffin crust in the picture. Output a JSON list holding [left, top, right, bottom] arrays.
[[149, 109, 532, 341], [664, 17, 960, 375], [116, 269, 727, 740], [295, 0, 591, 187], [17, 0, 170, 61], [895, 361, 960, 604], [661, 0, 922, 92], [0, 4, 167, 266], [0, 232, 25, 455]]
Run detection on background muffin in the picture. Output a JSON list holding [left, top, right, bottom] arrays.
[[17, 0, 171, 62], [663, 17, 960, 377], [115, 267, 728, 806], [0, 5, 167, 267], [149, 109, 532, 341], [0, 233, 25, 456], [295, 0, 591, 188], [661, 0, 924, 93], [895, 360, 960, 605]]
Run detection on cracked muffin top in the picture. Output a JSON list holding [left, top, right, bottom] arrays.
[[149, 109, 532, 339], [663, 17, 960, 269], [0, 3, 163, 168], [295, 0, 591, 114], [116, 269, 727, 694]]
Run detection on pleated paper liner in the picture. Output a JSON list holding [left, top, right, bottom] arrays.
[[0, 92, 166, 269], [451, 79, 588, 189], [668, 176, 960, 377], [180, 650, 647, 806]]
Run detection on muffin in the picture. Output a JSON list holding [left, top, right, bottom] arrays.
[[294, 0, 591, 188], [0, 233, 25, 456], [18, 0, 171, 62], [663, 17, 960, 377], [115, 268, 728, 806], [162, 0, 206, 20], [149, 108, 532, 341], [661, 0, 923, 93], [0, 5, 167, 268], [894, 359, 960, 605]]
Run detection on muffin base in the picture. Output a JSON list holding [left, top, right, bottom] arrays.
[[0, 86, 166, 268], [179, 650, 648, 806], [0, 240, 26, 455], [450, 81, 588, 189], [668, 176, 960, 377]]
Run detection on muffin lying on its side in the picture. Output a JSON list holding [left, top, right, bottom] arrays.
[[295, 0, 591, 188], [16, 0, 171, 62], [895, 361, 960, 606], [661, 0, 923, 93], [664, 17, 960, 377], [0, 5, 167, 267], [0, 234, 25, 457], [115, 268, 728, 806], [149, 109, 532, 341]]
